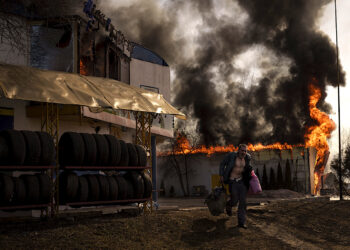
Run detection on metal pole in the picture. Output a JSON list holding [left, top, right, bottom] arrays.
[[335, 0, 343, 200], [151, 135, 158, 203]]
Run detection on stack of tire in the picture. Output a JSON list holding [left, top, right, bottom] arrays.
[[0, 129, 55, 210], [0, 173, 51, 208], [58, 132, 147, 167], [0, 129, 55, 166], [59, 171, 152, 205]]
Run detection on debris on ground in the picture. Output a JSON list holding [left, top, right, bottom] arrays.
[[0, 198, 349, 249]]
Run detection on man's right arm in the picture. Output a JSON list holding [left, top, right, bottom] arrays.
[[219, 153, 231, 182]]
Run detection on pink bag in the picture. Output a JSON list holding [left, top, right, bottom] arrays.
[[248, 170, 262, 194]]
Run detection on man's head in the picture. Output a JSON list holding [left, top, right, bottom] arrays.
[[238, 144, 247, 159]]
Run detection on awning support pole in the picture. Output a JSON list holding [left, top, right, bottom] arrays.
[[41, 103, 59, 217], [134, 111, 155, 213]]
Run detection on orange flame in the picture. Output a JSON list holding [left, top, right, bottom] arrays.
[[160, 134, 303, 157], [305, 81, 336, 194], [80, 59, 87, 75]]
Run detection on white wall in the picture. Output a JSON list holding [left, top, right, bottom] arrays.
[[130, 58, 173, 133], [130, 59, 171, 100], [157, 148, 314, 197], [0, 99, 139, 144]]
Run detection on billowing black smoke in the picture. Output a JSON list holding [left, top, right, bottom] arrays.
[[6, 0, 345, 146], [100, 0, 345, 146], [174, 0, 346, 145]]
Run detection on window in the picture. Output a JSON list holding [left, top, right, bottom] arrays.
[[108, 48, 119, 80], [140, 85, 159, 93]]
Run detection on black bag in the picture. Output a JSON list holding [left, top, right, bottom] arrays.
[[204, 187, 227, 216]]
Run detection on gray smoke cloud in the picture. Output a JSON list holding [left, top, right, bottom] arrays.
[[7, 0, 345, 146], [101, 0, 347, 146]]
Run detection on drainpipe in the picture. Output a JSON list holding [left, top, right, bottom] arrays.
[[151, 135, 158, 203]]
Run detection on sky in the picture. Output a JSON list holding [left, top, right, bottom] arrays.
[[319, 0, 350, 170]]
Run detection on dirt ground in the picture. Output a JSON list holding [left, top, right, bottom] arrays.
[[0, 198, 350, 249]]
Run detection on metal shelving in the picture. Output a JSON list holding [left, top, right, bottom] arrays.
[[0, 203, 51, 210], [0, 166, 55, 170], [62, 166, 151, 170], [66, 198, 151, 207]]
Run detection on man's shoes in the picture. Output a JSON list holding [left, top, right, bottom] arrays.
[[226, 205, 232, 216], [238, 224, 248, 229]]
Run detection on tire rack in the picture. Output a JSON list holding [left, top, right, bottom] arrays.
[[0, 166, 54, 214], [41, 103, 59, 217], [134, 111, 156, 214], [63, 166, 152, 207], [39, 103, 157, 215]]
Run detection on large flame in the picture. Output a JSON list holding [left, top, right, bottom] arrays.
[[305, 81, 335, 194]]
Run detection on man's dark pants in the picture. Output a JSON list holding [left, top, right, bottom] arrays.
[[227, 179, 247, 225]]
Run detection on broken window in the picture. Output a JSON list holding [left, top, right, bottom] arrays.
[[108, 48, 119, 81], [30, 23, 73, 72]]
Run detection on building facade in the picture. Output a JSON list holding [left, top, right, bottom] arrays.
[[157, 147, 317, 197], [0, 4, 174, 143]]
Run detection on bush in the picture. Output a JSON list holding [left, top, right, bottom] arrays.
[[160, 180, 166, 197], [262, 164, 268, 190], [169, 185, 175, 197], [277, 162, 283, 189], [284, 159, 292, 190], [269, 168, 276, 190]]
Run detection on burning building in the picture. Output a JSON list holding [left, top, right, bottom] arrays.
[[93, 1, 342, 197], [157, 145, 317, 197], [0, 1, 177, 141], [0, 1, 185, 215], [158, 79, 334, 197]]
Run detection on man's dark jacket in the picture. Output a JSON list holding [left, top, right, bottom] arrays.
[[219, 152, 252, 189]]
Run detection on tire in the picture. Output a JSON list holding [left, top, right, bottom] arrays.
[[36, 174, 51, 203], [86, 174, 100, 201], [81, 133, 97, 166], [126, 143, 138, 166], [21, 175, 40, 204], [0, 174, 14, 204], [36, 131, 55, 166], [0, 135, 9, 165], [59, 172, 79, 203], [58, 132, 85, 166], [141, 172, 152, 198], [92, 134, 109, 166], [0, 129, 26, 165], [13, 177, 26, 204], [96, 175, 110, 200], [114, 175, 127, 200], [21, 131, 41, 165], [104, 135, 120, 166], [107, 176, 118, 200], [125, 178, 135, 199], [77, 176, 89, 202], [114, 138, 121, 166], [135, 145, 147, 166], [118, 140, 129, 166], [125, 171, 144, 199]]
